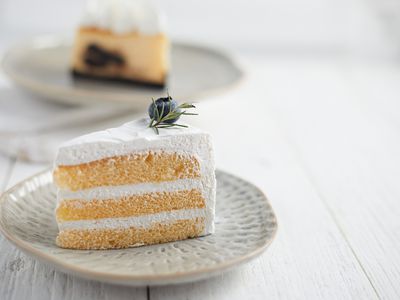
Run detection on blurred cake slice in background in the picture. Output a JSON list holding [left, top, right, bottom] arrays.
[[71, 0, 168, 87]]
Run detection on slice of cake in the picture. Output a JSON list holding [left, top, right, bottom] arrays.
[[71, 0, 168, 86], [53, 98, 215, 249]]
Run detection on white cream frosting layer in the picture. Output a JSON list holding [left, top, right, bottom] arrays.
[[80, 0, 166, 34], [56, 118, 210, 166], [58, 178, 203, 201], [59, 208, 212, 234]]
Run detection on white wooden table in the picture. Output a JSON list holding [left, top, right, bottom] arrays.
[[1, 55, 400, 299]]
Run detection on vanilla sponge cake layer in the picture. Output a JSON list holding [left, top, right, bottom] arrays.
[[56, 189, 205, 221], [57, 209, 209, 249], [72, 27, 168, 85], [57, 218, 205, 250], [54, 151, 200, 191]]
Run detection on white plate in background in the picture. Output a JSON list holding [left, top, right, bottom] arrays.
[[1, 36, 243, 108]]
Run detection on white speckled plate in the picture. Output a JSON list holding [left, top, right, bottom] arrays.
[[0, 170, 277, 286], [1, 36, 243, 107]]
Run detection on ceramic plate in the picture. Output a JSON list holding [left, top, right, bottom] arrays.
[[0, 170, 277, 286], [1, 36, 243, 107]]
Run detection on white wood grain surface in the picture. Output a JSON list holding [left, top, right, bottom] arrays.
[[262, 59, 400, 299], [0, 156, 12, 191], [1, 57, 400, 299]]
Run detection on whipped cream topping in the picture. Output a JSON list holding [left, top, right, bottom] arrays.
[[80, 0, 166, 34]]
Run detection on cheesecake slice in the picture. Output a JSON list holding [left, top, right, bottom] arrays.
[[71, 0, 168, 87]]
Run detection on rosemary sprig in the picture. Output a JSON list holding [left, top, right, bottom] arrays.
[[148, 97, 197, 134]]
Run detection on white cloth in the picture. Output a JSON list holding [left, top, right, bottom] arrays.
[[0, 80, 141, 162]]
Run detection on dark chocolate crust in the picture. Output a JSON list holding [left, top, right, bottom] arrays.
[[71, 69, 166, 89]]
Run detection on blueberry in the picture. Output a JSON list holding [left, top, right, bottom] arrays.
[[148, 97, 181, 124]]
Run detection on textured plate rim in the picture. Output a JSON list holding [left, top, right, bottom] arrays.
[[0, 169, 277, 285], [0, 35, 245, 106]]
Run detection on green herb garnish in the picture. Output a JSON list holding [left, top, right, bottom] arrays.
[[148, 95, 197, 134]]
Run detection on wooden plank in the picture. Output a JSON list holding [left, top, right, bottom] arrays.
[[0, 159, 147, 300], [0, 154, 13, 192], [151, 72, 378, 300], [5, 160, 47, 188], [255, 59, 400, 299]]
